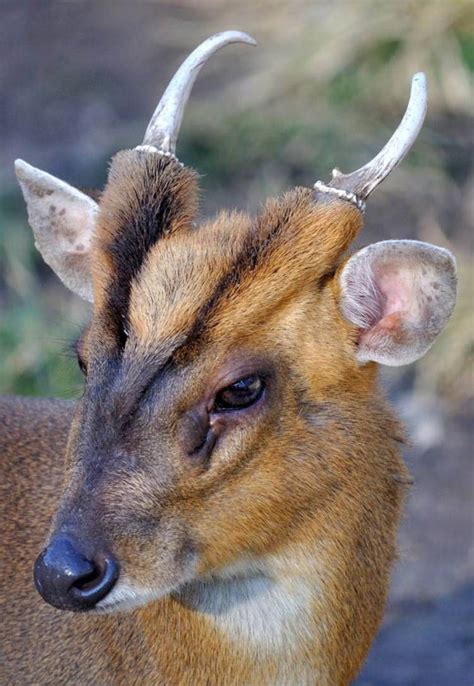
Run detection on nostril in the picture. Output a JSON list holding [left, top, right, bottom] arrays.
[[71, 555, 119, 605], [73, 563, 104, 592], [34, 535, 119, 611]]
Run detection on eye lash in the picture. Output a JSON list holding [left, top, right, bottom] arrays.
[[72, 336, 88, 375], [69, 336, 81, 357], [54, 338, 80, 361], [212, 374, 265, 413], [77, 355, 87, 375]]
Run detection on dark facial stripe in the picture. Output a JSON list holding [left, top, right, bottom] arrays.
[[176, 190, 313, 351], [96, 151, 198, 349]]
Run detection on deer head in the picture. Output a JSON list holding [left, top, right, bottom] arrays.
[[17, 31, 456, 615]]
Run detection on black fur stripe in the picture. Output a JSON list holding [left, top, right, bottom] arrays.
[[96, 151, 197, 348]]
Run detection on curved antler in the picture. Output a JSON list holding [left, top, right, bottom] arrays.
[[141, 31, 256, 155], [319, 73, 427, 203]]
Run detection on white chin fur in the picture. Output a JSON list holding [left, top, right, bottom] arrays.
[[94, 581, 174, 614]]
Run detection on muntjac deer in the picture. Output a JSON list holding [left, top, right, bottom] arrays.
[[0, 31, 457, 685]]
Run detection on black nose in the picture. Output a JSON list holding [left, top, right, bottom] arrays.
[[34, 535, 119, 611]]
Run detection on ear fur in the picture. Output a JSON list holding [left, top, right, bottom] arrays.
[[339, 240, 457, 366], [15, 159, 98, 302]]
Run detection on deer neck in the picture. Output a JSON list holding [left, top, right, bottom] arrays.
[[176, 553, 319, 650], [140, 539, 331, 685]]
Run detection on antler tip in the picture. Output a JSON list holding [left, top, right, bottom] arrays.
[[239, 31, 258, 47], [212, 30, 257, 47], [410, 71, 428, 119], [411, 71, 427, 95], [412, 71, 427, 83]]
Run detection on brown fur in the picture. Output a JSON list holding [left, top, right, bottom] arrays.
[[1, 156, 411, 685]]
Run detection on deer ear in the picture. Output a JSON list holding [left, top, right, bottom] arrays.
[[339, 240, 457, 366], [15, 159, 98, 302]]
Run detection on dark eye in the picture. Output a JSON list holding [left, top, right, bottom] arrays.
[[77, 353, 87, 375], [213, 374, 264, 412], [73, 332, 89, 376]]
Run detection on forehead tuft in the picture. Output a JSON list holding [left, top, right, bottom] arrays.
[[127, 211, 252, 350], [87, 147, 362, 354], [91, 150, 198, 339], [126, 190, 362, 356]]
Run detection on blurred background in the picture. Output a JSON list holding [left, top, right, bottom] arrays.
[[0, 1, 472, 683]]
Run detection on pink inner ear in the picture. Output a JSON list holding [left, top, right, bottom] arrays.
[[372, 266, 415, 328], [357, 263, 420, 351], [341, 258, 418, 334], [376, 311, 402, 332]]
